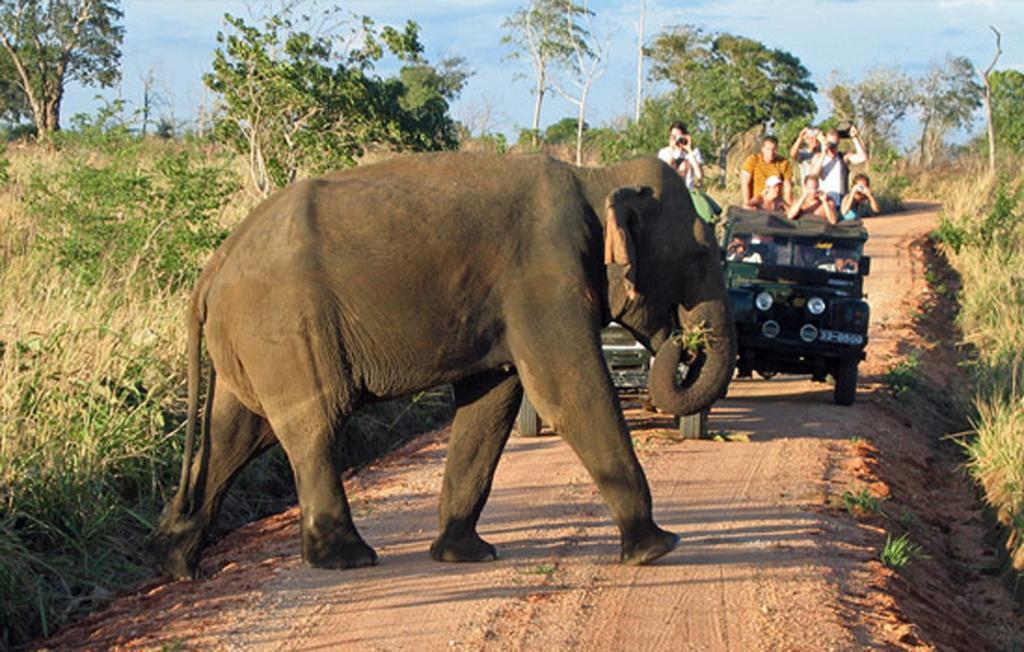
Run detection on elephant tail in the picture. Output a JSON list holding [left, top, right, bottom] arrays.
[[178, 293, 212, 516]]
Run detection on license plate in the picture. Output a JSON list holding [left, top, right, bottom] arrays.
[[818, 329, 864, 345]]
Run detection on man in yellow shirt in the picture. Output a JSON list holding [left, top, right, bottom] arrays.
[[741, 136, 793, 206]]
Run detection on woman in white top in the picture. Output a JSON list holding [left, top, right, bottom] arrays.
[[657, 121, 704, 190]]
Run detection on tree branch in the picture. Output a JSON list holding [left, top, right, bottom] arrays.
[[983, 25, 1002, 77]]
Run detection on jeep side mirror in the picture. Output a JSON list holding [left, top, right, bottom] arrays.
[[859, 256, 871, 276]]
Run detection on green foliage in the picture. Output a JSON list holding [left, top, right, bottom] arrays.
[[206, 7, 464, 196], [841, 487, 887, 517], [647, 25, 816, 150], [880, 533, 925, 570], [596, 95, 705, 164], [544, 116, 587, 144], [992, 69, 1024, 153], [0, 0, 124, 136], [884, 356, 920, 398], [27, 144, 233, 291]]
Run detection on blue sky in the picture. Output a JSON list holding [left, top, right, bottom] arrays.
[[63, 0, 1024, 145]]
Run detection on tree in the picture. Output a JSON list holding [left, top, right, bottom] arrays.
[[0, 0, 123, 139], [546, 0, 604, 165], [647, 25, 816, 157], [826, 66, 914, 159], [502, 0, 593, 144], [205, 6, 464, 197], [981, 26, 1002, 171], [991, 69, 1024, 153], [916, 55, 983, 166], [633, 0, 646, 123]]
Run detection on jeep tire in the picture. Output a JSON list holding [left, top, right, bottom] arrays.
[[834, 358, 858, 406], [517, 394, 542, 436]]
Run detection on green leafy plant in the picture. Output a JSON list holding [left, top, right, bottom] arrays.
[[841, 487, 887, 517], [884, 356, 920, 398], [27, 146, 233, 292], [880, 533, 924, 570]]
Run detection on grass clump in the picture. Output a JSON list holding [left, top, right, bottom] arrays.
[[842, 487, 887, 518], [880, 533, 925, 570], [884, 356, 920, 398]]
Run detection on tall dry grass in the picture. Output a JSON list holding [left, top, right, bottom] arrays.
[[925, 155, 1024, 572]]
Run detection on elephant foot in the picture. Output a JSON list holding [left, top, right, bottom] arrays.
[[147, 518, 203, 581], [620, 526, 680, 565], [303, 532, 379, 570], [430, 531, 498, 563]]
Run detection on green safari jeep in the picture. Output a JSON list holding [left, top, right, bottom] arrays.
[[723, 207, 871, 405]]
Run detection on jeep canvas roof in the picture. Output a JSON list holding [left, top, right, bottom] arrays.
[[725, 207, 868, 242]]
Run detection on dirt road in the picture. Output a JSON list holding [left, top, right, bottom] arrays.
[[44, 203, 1013, 650]]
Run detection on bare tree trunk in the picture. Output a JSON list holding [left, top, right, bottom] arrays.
[[634, 0, 646, 123], [918, 115, 930, 166], [575, 92, 586, 165], [982, 26, 1002, 173], [531, 67, 545, 144]]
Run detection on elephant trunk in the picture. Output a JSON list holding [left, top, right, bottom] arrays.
[[648, 300, 737, 416]]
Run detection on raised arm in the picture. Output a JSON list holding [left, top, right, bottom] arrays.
[[786, 193, 805, 220], [789, 128, 807, 160], [840, 192, 856, 216], [822, 197, 838, 225], [864, 185, 881, 214], [846, 125, 868, 165]]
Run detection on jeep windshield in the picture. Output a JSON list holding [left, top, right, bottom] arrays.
[[726, 233, 863, 274], [724, 207, 868, 275]]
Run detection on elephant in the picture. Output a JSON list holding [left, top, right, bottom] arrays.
[[149, 152, 736, 580]]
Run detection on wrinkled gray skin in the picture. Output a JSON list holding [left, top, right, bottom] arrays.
[[149, 152, 736, 580]]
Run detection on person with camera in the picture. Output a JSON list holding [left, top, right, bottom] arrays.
[[741, 135, 793, 207], [744, 175, 788, 213], [840, 173, 881, 220], [657, 121, 704, 190], [787, 173, 837, 223], [810, 125, 868, 206], [789, 127, 822, 183]]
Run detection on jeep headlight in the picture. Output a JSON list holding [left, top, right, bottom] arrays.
[[807, 296, 826, 315], [755, 291, 774, 311], [799, 324, 819, 342]]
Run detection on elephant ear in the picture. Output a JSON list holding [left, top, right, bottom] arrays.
[[604, 186, 653, 300]]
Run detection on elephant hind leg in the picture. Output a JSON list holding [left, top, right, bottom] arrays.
[[431, 369, 522, 563], [267, 406, 376, 570], [149, 387, 277, 579]]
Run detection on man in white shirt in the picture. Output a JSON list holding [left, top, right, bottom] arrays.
[[657, 121, 704, 190], [810, 125, 868, 207]]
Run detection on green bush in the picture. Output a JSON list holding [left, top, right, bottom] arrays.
[[28, 146, 233, 292]]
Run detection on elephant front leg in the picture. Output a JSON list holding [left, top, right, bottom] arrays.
[[431, 370, 522, 562], [509, 317, 679, 565]]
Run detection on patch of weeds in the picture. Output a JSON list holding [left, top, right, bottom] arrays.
[[884, 356, 921, 398], [520, 563, 557, 577], [841, 487, 887, 517], [160, 640, 187, 652], [880, 533, 925, 570], [849, 436, 868, 446]]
